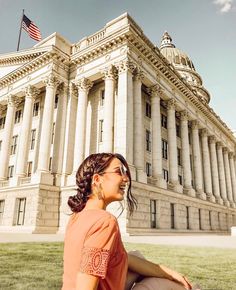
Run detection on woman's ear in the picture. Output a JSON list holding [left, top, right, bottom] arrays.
[[92, 173, 101, 185]]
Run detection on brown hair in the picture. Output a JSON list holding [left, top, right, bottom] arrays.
[[68, 153, 137, 215]]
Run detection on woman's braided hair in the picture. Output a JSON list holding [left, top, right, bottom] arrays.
[[68, 153, 137, 215]]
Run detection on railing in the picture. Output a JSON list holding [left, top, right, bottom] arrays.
[[20, 177, 31, 184], [0, 181, 9, 188]]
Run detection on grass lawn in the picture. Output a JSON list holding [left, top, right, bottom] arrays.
[[0, 242, 235, 290]]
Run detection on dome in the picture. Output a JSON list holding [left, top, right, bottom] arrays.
[[159, 32, 210, 104]]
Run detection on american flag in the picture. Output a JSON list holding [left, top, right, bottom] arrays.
[[22, 14, 41, 41]]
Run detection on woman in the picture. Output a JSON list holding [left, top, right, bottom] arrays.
[[62, 153, 193, 290]]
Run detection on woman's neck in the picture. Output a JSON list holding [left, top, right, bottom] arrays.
[[84, 196, 106, 210]]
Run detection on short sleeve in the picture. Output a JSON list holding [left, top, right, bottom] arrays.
[[79, 215, 118, 279]]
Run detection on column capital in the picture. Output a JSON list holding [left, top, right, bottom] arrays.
[[209, 135, 216, 144], [69, 82, 78, 97], [57, 82, 68, 95], [191, 120, 199, 129], [74, 77, 93, 92], [166, 98, 176, 110], [133, 67, 144, 82], [180, 110, 189, 121], [117, 59, 135, 74], [216, 141, 223, 149], [24, 85, 40, 99], [200, 128, 208, 137], [0, 104, 5, 115], [229, 152, 234, 159], [103, 65, 117, 80], [223, 147, 229, 154], [7, 94, 20, 107], [147, 84, 162, 98], [43, 73, 61, 88]]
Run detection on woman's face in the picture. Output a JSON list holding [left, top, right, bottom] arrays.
[[99, 158, 129, 205]]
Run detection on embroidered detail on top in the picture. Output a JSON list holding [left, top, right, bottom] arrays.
[[80, 247, 110, 279]]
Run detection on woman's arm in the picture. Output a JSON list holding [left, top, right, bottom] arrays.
[[76, 272, 99, 290], [128, 253, 192, 290]]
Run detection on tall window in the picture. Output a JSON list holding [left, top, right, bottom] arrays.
[[170, 203, 175, 229], [161, 114, 167, 129], [145, 102, 151, 118], [146, 130, 151, 152], [186, 206, 190, 230], [176, 124, 181, 137], [162, 139, 168, 159], [100, 90, 105, 106], [26, 162, 33, 177], [146, 162, 152, 177], [150, 200, 156, 228], [199, 209, 202, 230], [51, 123, 55, 144], [15, 110, 22, 123], [54, 94, 59, 109], [7, 165, 14, 179], [16, 198, 26, 226], [11, 135, 18, 155], [33, 102, 39, 117], [0, 116, 6, 129], [30, 129, 36, 150], [99, 120, 104, 142], [0, 200, 5, 225], [49, 157, 52, 171], [209, 211, 212, 230], [178, 175, 183, 185], [163, 169, 169, 182], [177, 148, 181, 166]]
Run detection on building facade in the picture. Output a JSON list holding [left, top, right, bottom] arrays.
[[0, 13, 236, 234]]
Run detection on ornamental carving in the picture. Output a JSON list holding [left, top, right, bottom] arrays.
[[191, 120, 199, 130], [75, 78, 93, 92], [69, 82, 78, 97], [57, 82, 68, 95], [228, 152, 234, 159], [117, 59, 135, 74], [216, 142, 223, 150], [166, 98, 176, 110], [223, 147, 229, 154], [147, 84, 162, 97], [180, 110, 189, 121], [0, 104, 5, 115], [43, 73, 61, 88], [133, 67, 144, 82], [7, 95, 20, 107], [24, 85, 40, 99], [200, 128, 208, 137], [103, 65, 117, 80], [209, 136, 216, 144]]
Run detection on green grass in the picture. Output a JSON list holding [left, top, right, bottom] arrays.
[[0, 242, 235, 290]]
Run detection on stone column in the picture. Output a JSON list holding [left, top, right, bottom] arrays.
[[103, 65, 116, 153], [216, 142, 228, 206], [180, 111, 195, 196], [0, 95, 19, 180], [72, 78, 93, 172], [167, 99, 182, 192], [52, 83, 68, 177], [115, 59, 135, 172], [200, 129, 214, 202], [148, 85, 166, 188], [191, 121, 206, 199], [209, 136, 222, 204], [229, 152, 236, 204], [15, 86, 38, 178], [223, 148, 235, 207], [38, 74, 60, 172], [133, 68, 146, 183]]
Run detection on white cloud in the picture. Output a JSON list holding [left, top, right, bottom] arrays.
[[214, 0, 233, 13]]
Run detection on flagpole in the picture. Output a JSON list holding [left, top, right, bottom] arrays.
[[17, 9, 24, 51]]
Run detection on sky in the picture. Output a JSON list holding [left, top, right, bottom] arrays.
[[0, 0, 235, 131]]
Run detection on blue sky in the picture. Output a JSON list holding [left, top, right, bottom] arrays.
[[0, 0, 235, 131]]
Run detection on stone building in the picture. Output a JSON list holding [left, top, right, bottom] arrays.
[[0, 13, 236, 234]]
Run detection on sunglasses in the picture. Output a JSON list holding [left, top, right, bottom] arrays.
[[100, 165, 128, 178]]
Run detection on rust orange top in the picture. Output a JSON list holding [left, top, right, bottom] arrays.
[[62, 209, 128, 290]]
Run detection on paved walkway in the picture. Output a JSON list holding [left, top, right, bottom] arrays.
[[0, 233, 236, 248]]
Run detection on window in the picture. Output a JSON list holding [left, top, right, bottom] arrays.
[[209, 211, 212, 230], [30, 129, 36, 150], [100, 90, 105, 106], [150, 200, 156, 228], [54, 94, 59, 109], [177, 148, 181, 166], [170, 203, 175, 229], [7, 165, 14, 179], [0, 116, 6, 129], [178, 175, 182, 185], [163, 169, 169, 182], [33, 102, 39, 117], [161, 114, 167, 129], [16, 198, 26, 225], [51, 123, 55, 144], [99, 120, 104, 142], [199, 209, 202, 230], [145, 102, 151, 118], [176, 124, 181, 137], [15, 110, 22, 123], [26, 162, 32, 177], [188, 132, 191, 144], [162, 139, 168, 159], [49, 157, 52, 171], [186, 206, 190, 230], [146, 162, 152, 177], [146, 130, 151, 152], [11, 135, 18, 155], [0, 200, 5, 225]]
